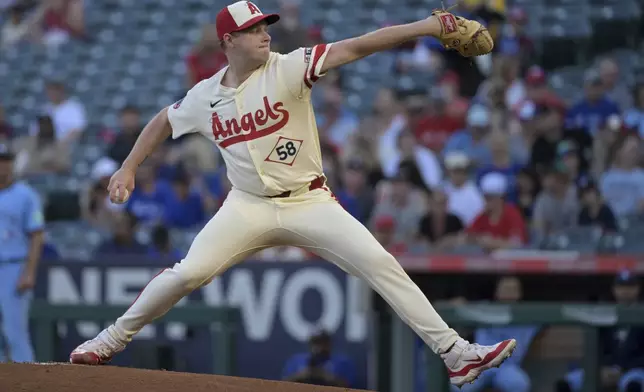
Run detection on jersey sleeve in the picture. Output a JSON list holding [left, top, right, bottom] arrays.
[[23, 187, 45, 233], [167, 86, 203, 139], [279, 44, 333, 98]]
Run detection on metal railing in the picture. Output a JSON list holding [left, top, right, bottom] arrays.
[[30, 301, 240, 375]]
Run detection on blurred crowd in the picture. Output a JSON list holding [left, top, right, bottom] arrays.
[[1, 0, 644, 261]]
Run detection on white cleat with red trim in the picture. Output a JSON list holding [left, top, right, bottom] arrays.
[[69, 329, 126, 365], [441, 338, 517, 387]]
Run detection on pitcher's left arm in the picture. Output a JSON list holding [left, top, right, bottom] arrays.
[[320, 10, 492, 73]]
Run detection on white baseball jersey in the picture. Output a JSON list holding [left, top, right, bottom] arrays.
[[167, 44, 332, 197]]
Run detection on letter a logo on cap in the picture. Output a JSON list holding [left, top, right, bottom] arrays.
[[247, 1, 261, 15]]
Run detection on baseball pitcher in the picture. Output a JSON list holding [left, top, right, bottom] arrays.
[[70, 2, 513, 386]]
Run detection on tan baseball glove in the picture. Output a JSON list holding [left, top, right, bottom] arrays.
[[431, 9, 494, 57]]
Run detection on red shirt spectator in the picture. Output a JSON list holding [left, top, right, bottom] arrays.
[[43, 0, 84, 38], [186, 24, 228, 88], [513, 66, 567, 118], [413, 115, 463, 152], [467, 172, 528, 250], [468, 204, 527, 244]]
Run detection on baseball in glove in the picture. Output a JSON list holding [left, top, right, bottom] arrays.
[[431, 9, 494, 57]]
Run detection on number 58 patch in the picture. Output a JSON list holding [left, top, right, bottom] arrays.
[[265, 136, 303, 166]]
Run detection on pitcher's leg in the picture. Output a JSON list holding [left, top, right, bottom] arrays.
[[71, 191, 279, 364], [280, 201, 457, 353], [281, 199, 515, 386]]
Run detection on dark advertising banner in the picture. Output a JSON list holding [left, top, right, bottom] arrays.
[[35, 260, 369, 388]]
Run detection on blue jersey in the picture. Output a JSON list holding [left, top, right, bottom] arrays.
[[565, 97, 620, 135], [0, 181, 45, 261]]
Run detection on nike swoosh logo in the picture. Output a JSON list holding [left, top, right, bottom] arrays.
[[210, 99, 222, 108], [463, 355, 483, 363]]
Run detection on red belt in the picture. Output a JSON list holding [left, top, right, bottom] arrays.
[[269, 176, 325, 198]]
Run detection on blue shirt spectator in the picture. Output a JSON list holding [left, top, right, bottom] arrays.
[[443, 105, 493, 166], [94, 212, 148, 257], [335, 160, 374, 224], [282, 352, 357, 387], [126, 164, 170, 225], [600, 168, 644, 218], [565, 70, 620, 136], [163, 173, 206, 229], [623, 83, 644, 137], [282, 331, 357, 388], [600, 134, 644, 217], [147, 225, 183, 260]]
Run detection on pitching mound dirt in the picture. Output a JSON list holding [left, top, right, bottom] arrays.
[[0, 363, 372, 392]]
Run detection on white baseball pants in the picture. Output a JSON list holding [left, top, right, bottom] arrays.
[[106, 187, 459, 354]]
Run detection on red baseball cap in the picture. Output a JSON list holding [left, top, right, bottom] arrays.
[[525, 65, 546, 86], [216, 1, 280, 41]]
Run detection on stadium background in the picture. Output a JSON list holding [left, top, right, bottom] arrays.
[[2, 0, 644, 391]]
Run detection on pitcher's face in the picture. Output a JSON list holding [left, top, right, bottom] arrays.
[[226, 21, 271, 63]]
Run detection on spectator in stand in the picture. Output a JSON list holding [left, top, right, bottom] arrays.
[[442, 152, 484, 226], [523, 99, 566, 176], [624, 83, 644, 137], [513, 66, 567, 117], [374, 88, 408, 169], [106, 105, 142, 165], [578, 182, 618, 233], [163, 170, 206, 229], [531, 165, 579, 239], [466, 172, 528, 251], [439, 71, 470, 125], [476, 132, 524, 204], [94, 212, 147, 257], [282, 330, 357, 388], [384, 129, 442, 192], [1, 3, 42, 48], [80, 157, 120, 231], [370, 171, 427, 248], [0, 103, 12, 142], [453, 276, 537, 392], [565, 69, 620, 137], [444, 104, 492, 167], [556, 140, 589, 187], [599, 57, 633, 111], [185, 23, 227, 89], [497, 7, 535, 68], [515, 167, 541, 221], [35, 0, 85, 48], [202, 165, 231, 211], [315, 84, 359, 152], [147, 225, 183, 260], [417, 190, 464, 251], [592, 114, 624, 179], [124, 162, 169, 226], [269, 0, 311, 54], [14, 115, 70, 177], [371, 215, 407, 254], [342, 122, 383, 188], [557, 271, 644, 392], [600, 134, 644, 218], [412, 87, 463, 152], [499, 55, 526, 110], [33, 80, 86, 145], [335, 159, 374, 224]]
